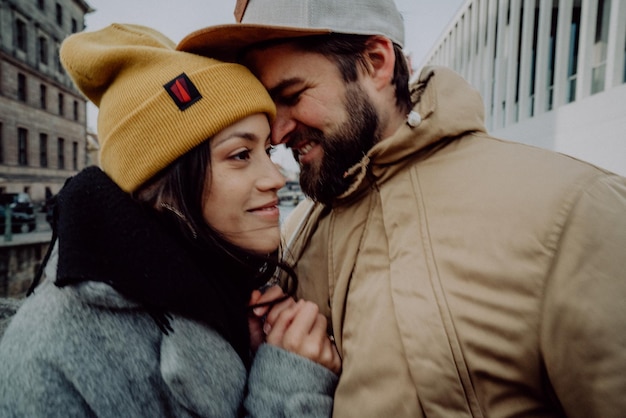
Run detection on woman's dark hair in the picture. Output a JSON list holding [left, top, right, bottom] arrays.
[[134, 139, 297, 299], [244, 34, 413, 114]]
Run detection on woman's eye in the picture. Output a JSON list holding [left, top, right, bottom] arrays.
[[231, 149, 251, 161]]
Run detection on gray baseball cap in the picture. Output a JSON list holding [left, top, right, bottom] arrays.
[[177, 0, 405, 60]]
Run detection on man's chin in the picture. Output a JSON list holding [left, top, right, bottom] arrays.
[[300, 168, 352, 206]]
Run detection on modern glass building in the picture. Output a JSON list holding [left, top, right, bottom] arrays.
[[422, 0, 626, 176]]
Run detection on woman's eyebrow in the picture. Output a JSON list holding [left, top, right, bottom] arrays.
[[212, 131, 258, 147]]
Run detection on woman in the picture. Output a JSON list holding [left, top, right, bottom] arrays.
[[0, 24, 339, 417]]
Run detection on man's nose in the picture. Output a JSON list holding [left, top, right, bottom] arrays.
[[270, 108, 296, 146]]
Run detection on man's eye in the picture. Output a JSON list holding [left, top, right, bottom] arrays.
[[279, 90, 304, 106], [283, 94, 299, 105]]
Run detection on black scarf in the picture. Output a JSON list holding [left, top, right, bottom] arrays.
[[35, 167, 267, 367]]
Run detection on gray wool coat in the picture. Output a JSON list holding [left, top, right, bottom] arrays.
[[0, 249, 337, 417]]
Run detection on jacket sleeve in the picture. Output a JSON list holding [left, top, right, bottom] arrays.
[[0, 291, 97, 418], [541, 174, 626, 417], [245, 344, 338, 417]]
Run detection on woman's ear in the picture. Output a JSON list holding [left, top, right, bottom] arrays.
[[363, 35, 397, 91]]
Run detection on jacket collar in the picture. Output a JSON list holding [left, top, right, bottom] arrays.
[[335, 66, 487, 203]]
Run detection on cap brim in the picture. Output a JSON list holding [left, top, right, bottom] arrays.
[[177, 24, 330, 62]]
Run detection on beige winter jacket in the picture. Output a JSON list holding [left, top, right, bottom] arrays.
[[282, 66, 626, 418]]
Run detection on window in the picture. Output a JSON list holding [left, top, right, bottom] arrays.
[[57, 137, 65, 169], [547, 1, 559, 111], [16, 19, 27, 52], [0, 123, 4, 164], [591, 0, 611, 94], [58, 93, 64, 116], [38, 36, 48, 64], [72, 141, 78, 170], [55, 46, 62, 73], [40, 84, 47, 109], [18, 74, 27, 102], [623, 26, 626, 83], [484, 0, 489, 46], [18, 128, 28, 166], [529, 7, 540, 116], [56, 3, 63, 26], [567, 2, 582, 102], [40, 133, 48, 167], [71, 18, 78, 33], [73, 100, 79, 121], [514, 6, 524, 121], [37, 0, 45, 10]]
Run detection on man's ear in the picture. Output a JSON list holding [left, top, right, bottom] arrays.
[[363, 36, 396, 91]]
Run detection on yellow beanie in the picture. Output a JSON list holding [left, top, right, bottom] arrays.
[[60, 23, 276, 192]]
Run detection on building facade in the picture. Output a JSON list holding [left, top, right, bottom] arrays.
[[0, 0, 92, 203], [422, 0, 626, 176]]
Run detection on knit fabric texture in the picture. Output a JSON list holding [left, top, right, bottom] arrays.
[[60, 23, 275, 192]]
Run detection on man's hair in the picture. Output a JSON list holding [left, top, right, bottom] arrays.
[[288, 34, 413, 114]]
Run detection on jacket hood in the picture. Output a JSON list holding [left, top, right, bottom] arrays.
[[339, 66, 486, 200], [43, 243, 138, 310]]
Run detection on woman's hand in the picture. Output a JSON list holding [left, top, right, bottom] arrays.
[[248, 285, 295, 353], [266, 299, 341, 375], [248, 286, 341, 374]]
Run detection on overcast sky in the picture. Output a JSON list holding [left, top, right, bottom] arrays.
[[83, 0, 464, 170]]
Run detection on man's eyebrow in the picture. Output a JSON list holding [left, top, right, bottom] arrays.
[[267, 78, 305, 100]]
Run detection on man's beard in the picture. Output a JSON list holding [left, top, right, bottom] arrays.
[[295, 84, 380, 205]]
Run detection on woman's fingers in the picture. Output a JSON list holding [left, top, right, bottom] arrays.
[[266, 300, 342, 374], [249, 285, 286, 317], [281, 302, 319, 352], [266, 299, 306, 345], [248, 286, 296, 350], [321, 334, 342, 375], [262, 295, 298, 334], [297, 311, 341, 374]]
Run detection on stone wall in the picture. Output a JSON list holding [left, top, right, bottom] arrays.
[[0, 241, 49, 298]]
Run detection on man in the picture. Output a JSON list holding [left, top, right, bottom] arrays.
[[178, 0, 626, 416]]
